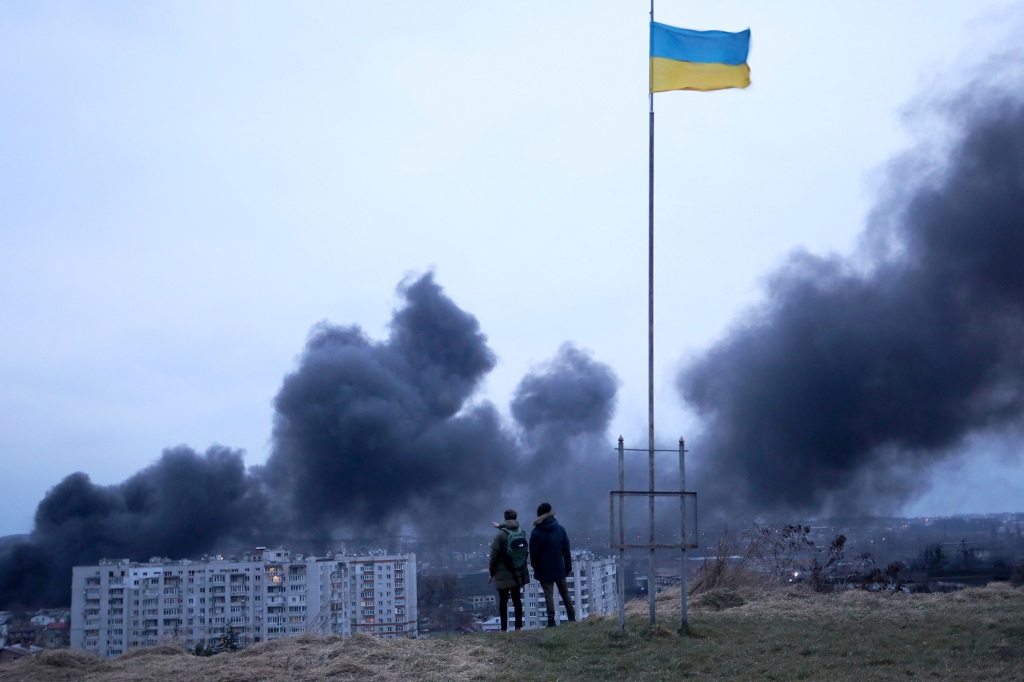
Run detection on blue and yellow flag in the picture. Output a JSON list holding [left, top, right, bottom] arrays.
[[650, 22, 751, 93]]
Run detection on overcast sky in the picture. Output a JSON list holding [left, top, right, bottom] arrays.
[[2, 1, 1022, 537]]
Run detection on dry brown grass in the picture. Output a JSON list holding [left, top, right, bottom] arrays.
[[4, 584, 1024, 681], [0, 632, 508, 682]]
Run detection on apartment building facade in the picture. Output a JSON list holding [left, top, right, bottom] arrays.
[[70, 548, 416, 658]]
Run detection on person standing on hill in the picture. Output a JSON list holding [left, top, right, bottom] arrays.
[[489, 508, 530, 632], [529, 502, 576, 627]]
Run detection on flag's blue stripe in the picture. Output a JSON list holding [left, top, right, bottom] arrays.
[[650, 22, 750, 66]]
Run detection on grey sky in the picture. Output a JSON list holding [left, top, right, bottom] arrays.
[[2, 1, 1022, 537]]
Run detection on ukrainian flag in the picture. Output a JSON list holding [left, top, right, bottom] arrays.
[[650, 22, 751, 93]]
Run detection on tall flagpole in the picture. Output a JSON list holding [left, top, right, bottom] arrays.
[[647, 0, 657, 626], [638, 6, 747, 632]]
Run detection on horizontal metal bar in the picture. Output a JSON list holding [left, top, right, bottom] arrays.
[[610, 490, 695, 497], [611, 542, 699, 550]]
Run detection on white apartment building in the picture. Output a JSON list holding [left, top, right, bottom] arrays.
[[496, 551, 618, 630], [345, 556, 415, 637], [70, 548, 416, 658]]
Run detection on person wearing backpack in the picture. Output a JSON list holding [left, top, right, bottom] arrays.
[[529, 502, 576, 627], [488, 508, 530, 632]]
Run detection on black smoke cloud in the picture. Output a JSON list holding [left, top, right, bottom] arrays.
[[511, 343, 619, 521], [264, 273, 519, 535], [679, 78, 1024, 517], [0, 273, 618, 607], [0, 446, 267, 607]]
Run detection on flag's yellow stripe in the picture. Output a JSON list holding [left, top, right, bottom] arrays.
[[650, 57, 750, 93]]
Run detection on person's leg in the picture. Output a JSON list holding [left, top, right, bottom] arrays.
[[541, 582, 557, 626], [498, 587, 510, 631], [511, 586, 523, 630], [556, 579, 576, 621]]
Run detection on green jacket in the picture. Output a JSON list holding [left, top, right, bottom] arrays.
[[489, 519, 529, 589]]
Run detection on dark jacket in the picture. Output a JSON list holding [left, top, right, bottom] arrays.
[[489, 520, 529, 589], [529, 512, 572, 583]]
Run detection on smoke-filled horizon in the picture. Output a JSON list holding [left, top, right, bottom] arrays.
[[6, 59, 1024, 613], [680, 69, 1024, 519], [0, 273, 619, 608]]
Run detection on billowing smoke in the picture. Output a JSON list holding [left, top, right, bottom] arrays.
[[0, 446, 267, 608], [511, 343, 619, 523], [679, 78, 1024, 517], [0, 272, 618, 607], [263, 273, 520, 535]]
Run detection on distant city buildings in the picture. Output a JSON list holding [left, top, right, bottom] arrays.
[[70, 547, 416, 658], [0, 608, 70, 652]]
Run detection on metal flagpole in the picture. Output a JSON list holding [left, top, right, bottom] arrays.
[[617, 436, 626, 631], [679, 437, 688, 630], [647, 0, 657, 626]]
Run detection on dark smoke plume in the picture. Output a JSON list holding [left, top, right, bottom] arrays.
[[679, 79, 1024, 517], [264, 272, 520, 535], [511, 343, 620, 524], [0, 446, 266, 608], [0, 273, 619, 608]]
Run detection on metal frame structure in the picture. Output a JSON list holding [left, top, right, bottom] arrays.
[[610, 436, 697, 631]]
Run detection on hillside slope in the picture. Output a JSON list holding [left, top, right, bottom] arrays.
[[4, 583, 1024, 681]]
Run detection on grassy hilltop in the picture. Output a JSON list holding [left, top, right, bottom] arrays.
[[5, 583, 1024, 682]]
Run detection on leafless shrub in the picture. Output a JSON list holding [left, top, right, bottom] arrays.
[[688, 526, 768, 596], [744, 523, 849, 592], [852, 552, 905, 591]]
